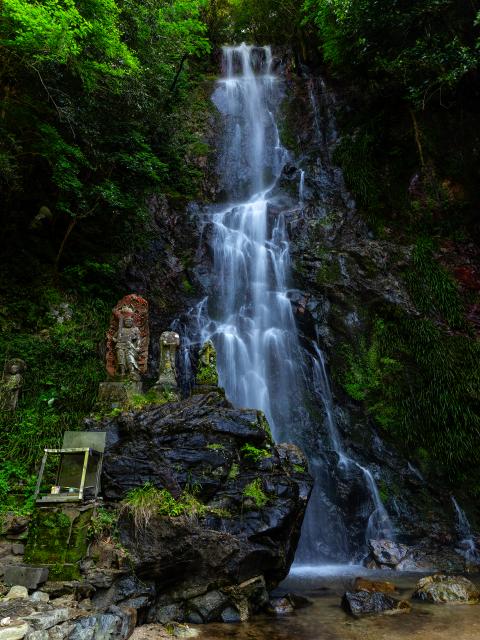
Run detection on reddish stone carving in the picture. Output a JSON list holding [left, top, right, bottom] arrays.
[[106, 294, 149, 379]]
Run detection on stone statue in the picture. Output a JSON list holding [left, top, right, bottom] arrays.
[[195, 340, 219, 387], [113, 316, 141, 379], [105, 294, 149, 380], [155, 331, 180, 392], [1, 359, 26, 410]]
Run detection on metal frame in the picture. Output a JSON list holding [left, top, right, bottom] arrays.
[[34, 447, 103, 503]]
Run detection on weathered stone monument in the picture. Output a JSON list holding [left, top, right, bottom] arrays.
[[194, 339, 219, 393], [1, 358, 26, 410], [97, 294, 149, 408], [154, 330, 180, 397]]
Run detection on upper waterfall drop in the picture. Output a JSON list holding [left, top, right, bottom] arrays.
[[197, 44, 302, 442]]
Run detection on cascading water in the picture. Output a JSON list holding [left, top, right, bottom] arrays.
[[452, 496, 479, 565], [192, 44, 303, 443], [299, 170, 305, 204], [185, 44, 394, 565]]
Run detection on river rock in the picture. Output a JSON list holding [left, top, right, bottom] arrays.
[[266, 597, 295, 615], [353, 577, 396, 593], [342, 591, 411, 617], [28, 595, 48, 606], [412, 574, 480, 604], [0, 620, 29, 640], [368, 539, 409, 567], [4, 568, 49, 591], [23, 608, 71, 631], [3, 588, 28, 602], [25, 631, 48, 640]]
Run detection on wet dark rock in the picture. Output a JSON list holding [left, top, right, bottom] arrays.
[[263, 65, 474, 562], [92, 576, 156, 614], [89, 392, 312, 623], [266, 597, 294, 616], [412, 574, 480, 604], [266, 592, 312, 616], [341, 591, 411, 617]]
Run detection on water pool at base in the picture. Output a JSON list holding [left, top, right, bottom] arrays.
[[192, 569, 480, 640]]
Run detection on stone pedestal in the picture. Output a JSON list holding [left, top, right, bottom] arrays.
[[96, 381, 142, 410]]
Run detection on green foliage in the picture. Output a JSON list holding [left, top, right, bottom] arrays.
[[0, 291, 110, 473], [240, 443, 270, 463], [228, 463, 239, 480], [383, 314, 480, 476], [293, 464, 306, 473], [206, 443, 225, 451], [195, 341, 218, 386], [0, 461, 36, 518], [341, 319, 401, 428], [242, 478, 268, 509], [211, 0, 304, 47], [120, 483, 208, 530], [341, 310, 480, 480], [129, 389, 179, 410], [333, 131, 379, 211], [0, 0, 213, 283], [1, 0, 137, 78], [406, 238, 464, 328], [88, 508, 118, 541], [303, 0, 479, 108]]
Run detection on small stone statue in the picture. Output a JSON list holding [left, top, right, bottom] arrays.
[[1, 359, 26, 410], [195, 340, 219, 387], [105, 294, 149, 381], [113, 316, 141, 379], [155, 331, 180, 391]]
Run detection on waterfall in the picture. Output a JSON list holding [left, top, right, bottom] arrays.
[[192, 44, 302, 442], [299, 170, 305, 204], [308, 342, 395, 551], [452, 496, 479, 565], [186, 44, 394, 565]]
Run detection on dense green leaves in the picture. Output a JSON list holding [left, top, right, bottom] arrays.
[[303, 0, 480, 108], [0, 0, 213, 273], [1, 0, 138, 84]]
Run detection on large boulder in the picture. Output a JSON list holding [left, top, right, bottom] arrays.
[[89, 391, 312, 622], [412, 574, 480, 604]]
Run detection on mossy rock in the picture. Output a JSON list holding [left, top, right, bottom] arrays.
[[24, 506, 93, 580]]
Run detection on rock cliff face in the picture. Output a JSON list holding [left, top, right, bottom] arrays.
[[87, 390, 312, 623]]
